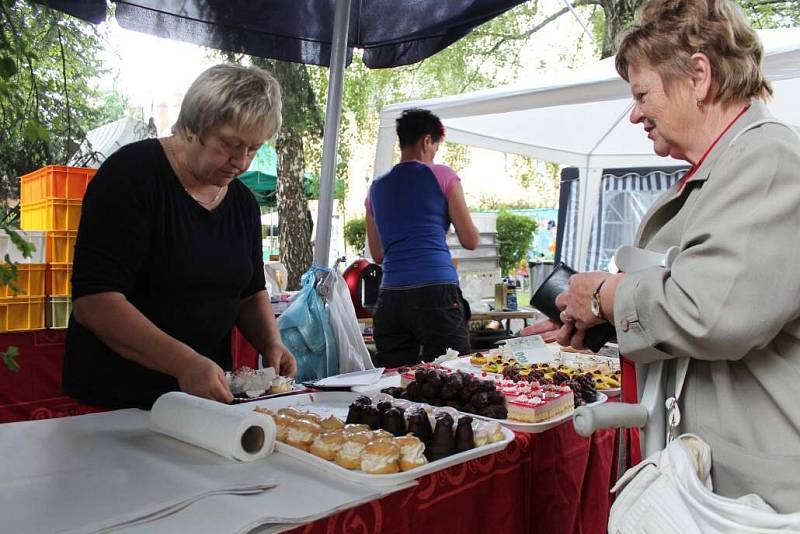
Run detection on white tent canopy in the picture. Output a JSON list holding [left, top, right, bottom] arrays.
[[70, 117, 150, 168], [374, 28, 800, 268]]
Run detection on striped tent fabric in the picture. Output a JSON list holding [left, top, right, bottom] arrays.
[[557, 167, 688, 271]]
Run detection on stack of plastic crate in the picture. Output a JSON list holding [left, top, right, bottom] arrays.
[[17, 165, 95, 330]]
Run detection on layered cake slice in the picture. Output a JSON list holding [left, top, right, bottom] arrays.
[[506, 385, 574, 423]]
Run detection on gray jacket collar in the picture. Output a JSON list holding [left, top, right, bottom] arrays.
[[684, 100, 772, 187]]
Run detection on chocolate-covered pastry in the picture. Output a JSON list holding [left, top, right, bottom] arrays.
[[420, 381, 441, 399], [455, 416, 475, 452], [381, 407, 407, 436], [376, 400, 393, 414], [471, 391, 489, 409], [345, 402, 364, 424], [405, 381, 421, 401], [355, 395, 372, 406], [439, 384, 456, 401], [406, 408, 433, 446], [428, 413, 456, 461], [487, 390, 505, 405], [478, 379, 495, 392], [362, 405, 382, 430], [445, 400, 463, 411]]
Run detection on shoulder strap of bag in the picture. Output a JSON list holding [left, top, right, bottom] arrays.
[[665, 358, 690, 444]]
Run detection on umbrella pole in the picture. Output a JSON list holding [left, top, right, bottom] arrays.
[[313, 0, 353, 266]]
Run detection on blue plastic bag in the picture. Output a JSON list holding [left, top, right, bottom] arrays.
[[277, 268, 339, 382]]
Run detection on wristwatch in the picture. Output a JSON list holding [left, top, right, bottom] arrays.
[[590, 279, 608, 320]]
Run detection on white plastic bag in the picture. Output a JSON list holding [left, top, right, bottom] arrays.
[[327, 270, 374, 373]]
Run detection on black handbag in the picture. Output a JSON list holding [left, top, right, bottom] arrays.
[[530, 262, 615, 352]]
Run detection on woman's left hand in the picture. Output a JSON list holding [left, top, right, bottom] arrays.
[[263, 343, 298, 378], [554, 271, 612, 347]]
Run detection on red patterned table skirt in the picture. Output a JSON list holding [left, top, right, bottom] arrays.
[[289, 425, 616, 534]]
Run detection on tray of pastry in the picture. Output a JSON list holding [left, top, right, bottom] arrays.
[[238, 391, 514, 487], [382, 365, 608, 434]]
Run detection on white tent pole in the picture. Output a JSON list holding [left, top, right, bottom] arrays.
[[576, 102, 634, 269], [560, 0, 595, 43], [313, 0, 352, 266]]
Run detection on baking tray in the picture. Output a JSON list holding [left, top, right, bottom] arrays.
[[236, 391, 514, 488]]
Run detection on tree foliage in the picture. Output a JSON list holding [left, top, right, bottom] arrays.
[[343, 216, 366, 256], [496, 210, 538, 277], [0, 0, 126, 204]]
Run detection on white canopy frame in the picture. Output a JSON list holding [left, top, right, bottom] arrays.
[[374, 28, 800, 269]]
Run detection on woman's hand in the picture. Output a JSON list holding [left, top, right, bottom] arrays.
[[176, 353, 234, 403], [263, 342, 298, 378], [554, 271, 620, 349], [519, 318, 560, 342]]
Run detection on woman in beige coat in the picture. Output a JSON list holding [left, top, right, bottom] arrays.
[[525, 0, 800, 512]]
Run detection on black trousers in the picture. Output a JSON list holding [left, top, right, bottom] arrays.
[[373, 283, 471, 368]]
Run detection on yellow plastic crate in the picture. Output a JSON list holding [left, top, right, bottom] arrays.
[[20, 165, 95, 205], [46, 263, 72, 296], [45, 231, 77, 264], [46, 296, 72, 329], [0, 296, 45, 332], [20, 199, 82, 232], [0, 263, 46, 298]]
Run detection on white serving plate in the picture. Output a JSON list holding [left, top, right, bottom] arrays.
[[230, 383, 307, 403], [492, 392, 608, 433], [237, 391, 515, 488], [441, 357, 621, 397]]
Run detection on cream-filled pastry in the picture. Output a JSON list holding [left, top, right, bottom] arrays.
[[360, 440, 401, 474], [319, 415, 345, 432], [334, 432, 372, 469], [285, 418, 321, 451], [309, 430, 347, 461], [395, 434, 427, 471]]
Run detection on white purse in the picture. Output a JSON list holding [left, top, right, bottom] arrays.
[[608, 359, 800, 534]]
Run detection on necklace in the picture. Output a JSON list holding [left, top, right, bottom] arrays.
[[163, 137, 226, 206]]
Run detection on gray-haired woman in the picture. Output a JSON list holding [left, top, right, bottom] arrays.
[[63, 64, 296, 409], [523, 0, 800, 512]]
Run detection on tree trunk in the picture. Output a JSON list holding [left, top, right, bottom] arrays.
[[276, 127, 313, 290]]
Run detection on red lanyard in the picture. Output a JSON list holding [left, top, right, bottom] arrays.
[[676, 105, 750, 194]]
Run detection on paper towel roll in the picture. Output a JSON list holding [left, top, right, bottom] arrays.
[[151, 392, 276, 462]]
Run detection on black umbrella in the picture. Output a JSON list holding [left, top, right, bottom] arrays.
[[40, 0, 527, 263]]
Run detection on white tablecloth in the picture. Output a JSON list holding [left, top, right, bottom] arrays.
[[0, 409, 409, 534]]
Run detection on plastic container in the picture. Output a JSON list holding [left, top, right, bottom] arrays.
[[19, 165, 95, 205], [0, 296, 45, 332], [46, 263, 72, 296], [20, 199, 82, 232], [44, 231, 77, 264], [46, 296, 72, 329], [0, 230, 46, 263], [0, 263, 46, 298]]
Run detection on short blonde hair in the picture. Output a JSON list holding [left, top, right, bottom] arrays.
[[615, 0, 772, 103], [174, 64, 282, 141]]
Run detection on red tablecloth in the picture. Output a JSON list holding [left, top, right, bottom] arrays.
[[0, 329, 619, 533], [289, 425, 616, 534]]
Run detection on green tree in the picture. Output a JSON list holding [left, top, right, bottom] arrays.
[[496, 210, 538, 276], [343, 217, 366, 256], [0, 1, 127, 202]]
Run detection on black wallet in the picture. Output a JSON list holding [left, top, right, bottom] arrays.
[[530, 262, 616, 352]]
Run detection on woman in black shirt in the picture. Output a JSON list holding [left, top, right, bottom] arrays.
[[63, 65, 296, 409]]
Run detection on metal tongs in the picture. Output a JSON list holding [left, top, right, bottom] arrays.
[[572, 245, 679, 458]]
